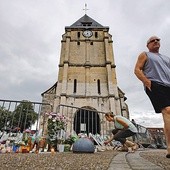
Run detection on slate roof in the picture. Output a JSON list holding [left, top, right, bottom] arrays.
[[65, 14, 109, 29]]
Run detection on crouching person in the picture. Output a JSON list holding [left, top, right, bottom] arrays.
[[104, 113, 138, 152]]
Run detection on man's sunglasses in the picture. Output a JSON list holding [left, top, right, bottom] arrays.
[[148, 39, 160, 44]]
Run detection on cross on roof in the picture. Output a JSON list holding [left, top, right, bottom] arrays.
[[83, 3, 89, 14]]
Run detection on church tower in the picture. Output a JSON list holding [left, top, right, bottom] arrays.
[[41, 14, 128, 135]]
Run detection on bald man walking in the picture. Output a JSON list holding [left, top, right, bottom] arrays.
[[134, 36, 170, 158]]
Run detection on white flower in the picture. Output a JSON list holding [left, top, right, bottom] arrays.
[[48, 115, 52, 119], [45, 112, 50, 116]]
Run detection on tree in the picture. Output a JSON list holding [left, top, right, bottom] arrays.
[[0, 106, 12, 131], [11, 101, 38, 132]]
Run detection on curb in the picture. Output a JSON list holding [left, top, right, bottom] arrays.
[[108, 150, 163, 170]]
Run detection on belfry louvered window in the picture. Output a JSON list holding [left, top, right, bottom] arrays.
[[95, 32, 98, 38], [77, 32, 80, 38], [97, 79, 101, 94], [73, 79, 77, 93]]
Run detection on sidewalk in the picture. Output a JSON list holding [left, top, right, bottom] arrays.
[[108, 149, 163, 170]]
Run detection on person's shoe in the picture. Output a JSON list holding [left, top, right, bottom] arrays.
[[166, 154, 170, 158]]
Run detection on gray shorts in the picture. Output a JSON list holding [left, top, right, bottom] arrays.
[[145, 81, 170, 113]]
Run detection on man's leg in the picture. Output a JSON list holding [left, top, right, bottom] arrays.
[[162, 106, 170, 156]]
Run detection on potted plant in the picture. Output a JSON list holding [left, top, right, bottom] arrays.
[[63, 134, 79, 152], [57, 138, 65, 152]]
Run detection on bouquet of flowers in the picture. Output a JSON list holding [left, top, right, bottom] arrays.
[[46, 112, 68, 148]]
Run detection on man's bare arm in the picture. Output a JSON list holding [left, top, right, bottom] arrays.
[[134, 52, 151, 90]]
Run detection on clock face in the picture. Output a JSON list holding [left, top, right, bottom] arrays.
[[83, 30, 93, 38]]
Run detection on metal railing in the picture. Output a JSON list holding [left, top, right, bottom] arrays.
[[55, 104, 160, 146], [0, 99, 166, 148], [0, 99, 52, 135], [55, 104, 110, 136]]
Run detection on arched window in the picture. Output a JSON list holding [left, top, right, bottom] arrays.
[[73, 79, 77, 93], [97, 79, 101, 94], [77, 41, 80, 45]]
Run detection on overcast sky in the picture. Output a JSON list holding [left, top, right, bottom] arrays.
[[1, 0, 170, 128]]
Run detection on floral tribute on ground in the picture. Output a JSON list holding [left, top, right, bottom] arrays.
[[46, 112, 69, 151], [0, 112, 115, 154], [46, 112, 68, 132]]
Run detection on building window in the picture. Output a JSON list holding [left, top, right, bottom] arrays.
[[82, 22, 92, 27], [97, 79, 101, 94], [77, 41, 80, 45], [77, 32, 80, 38], [90, 42, 93, 45], [95, 32, 98, 38], [73, 79, 77, 93]]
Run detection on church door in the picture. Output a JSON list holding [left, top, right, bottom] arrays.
[[73, 109, 100, 135]]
